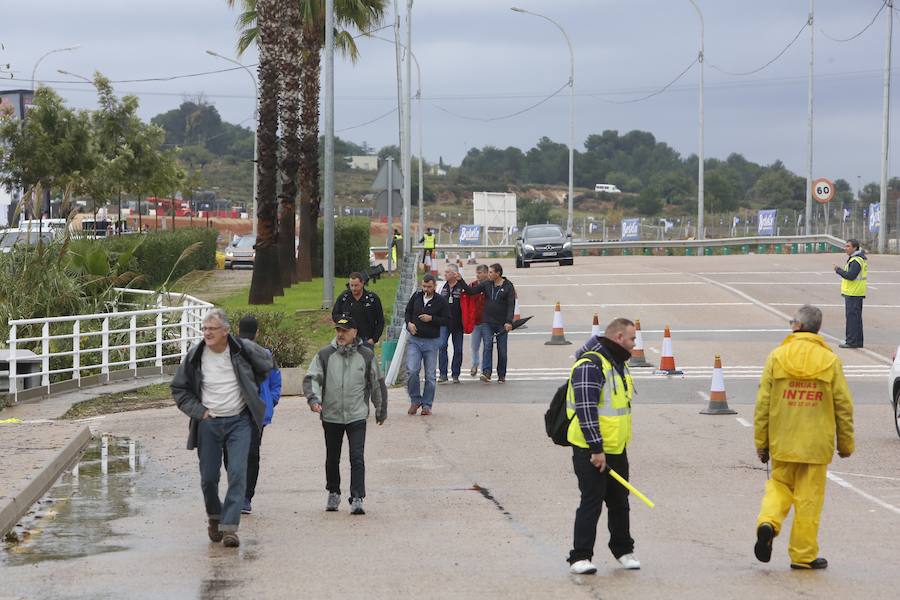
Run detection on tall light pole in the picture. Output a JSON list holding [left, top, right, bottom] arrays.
[[511, 7, 575, 236], [687, 1, 704, 241], [31, 45, 80, 90], [206, 50, 259, 236], [805, 0, 814, 236], [878, 0, 893, 253], [392, 0, 408, 252], [323, 0, 336, 308], [402, 0, 414, 255]]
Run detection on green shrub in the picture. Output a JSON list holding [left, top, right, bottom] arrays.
[[103, 228, 217, 288], [314, 217, 369, 278], [226, 310, 308, 368]]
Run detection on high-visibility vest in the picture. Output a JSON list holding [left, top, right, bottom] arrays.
[[565, 350, 633, 454], [392, 234, 402, 262], [840, 255, 868, 297], [423, 233, 435, 249]]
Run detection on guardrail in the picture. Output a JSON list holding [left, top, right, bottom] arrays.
[[370, 234, 846, 254], [3, 289, 212, 404]]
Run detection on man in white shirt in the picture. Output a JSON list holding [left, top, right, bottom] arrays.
[[172, 308, 272, 548]]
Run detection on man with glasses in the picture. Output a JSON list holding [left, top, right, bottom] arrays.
[[172, 308, 273, 548]]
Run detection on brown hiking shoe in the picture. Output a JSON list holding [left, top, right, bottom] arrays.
[[207, 518, 223, 543], [222, 532, 240, 548], [421, 406, 432, 416], [408, 402, 421, 415]]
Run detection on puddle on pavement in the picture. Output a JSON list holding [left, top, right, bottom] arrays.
[[1, 434, 145, 566]]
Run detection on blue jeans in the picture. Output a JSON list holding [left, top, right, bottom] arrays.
[[470, 323, 488, 370], [407, 335, 439, 407], [480, 322, 509, 379], [197, 411, 252, 532], [439, 326, 464, 379]]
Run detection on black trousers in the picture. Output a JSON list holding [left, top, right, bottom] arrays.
[[844, 295, 864, 347], [323, 420, 367, 499], [568, 448, 634, 564], [222, 421, 263, 502]]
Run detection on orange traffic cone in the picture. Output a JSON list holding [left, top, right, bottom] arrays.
[[700, 355, 737, 414], [467, 251, 477, 265], [544, 302, 572, 345], [628, 319, 652, 367], [655, 325, 683, 375], [591, 314, 602, 338]]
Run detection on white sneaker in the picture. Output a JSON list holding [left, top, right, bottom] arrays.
[[617, 553, 641, 570], [569, 560, 598, 575]]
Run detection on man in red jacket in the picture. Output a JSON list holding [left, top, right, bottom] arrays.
[[460, 264, 488, 377]]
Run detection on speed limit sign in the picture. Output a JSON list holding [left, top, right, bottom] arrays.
[[812, 178, 835, 203]]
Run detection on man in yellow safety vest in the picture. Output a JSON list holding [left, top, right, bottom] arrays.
[[833, 238, 867, 349], [419, 228, 436, 264], [565, 318, 640, 575]]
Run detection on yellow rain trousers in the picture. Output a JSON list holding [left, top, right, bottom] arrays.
[[754, 332, 854, 564]]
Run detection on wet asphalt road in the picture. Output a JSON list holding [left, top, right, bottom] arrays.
[[2, 254, 899, 599]]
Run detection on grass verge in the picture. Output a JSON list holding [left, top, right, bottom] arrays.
[[60, 383, 174, 420]]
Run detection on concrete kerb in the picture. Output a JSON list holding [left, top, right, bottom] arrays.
[[0, 424, 92, 539]]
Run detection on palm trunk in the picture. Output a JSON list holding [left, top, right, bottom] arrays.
[[296, 30, 322, 282], [278, 0, 302, 287], [249, 0, 283, 304]]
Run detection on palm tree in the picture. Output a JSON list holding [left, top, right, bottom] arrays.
[[228, 0, 387, 282], [277, 0, 302, 286], [247, 0, 283, 304]]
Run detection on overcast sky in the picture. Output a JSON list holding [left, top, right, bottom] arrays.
[[2, 0, 899, 190]]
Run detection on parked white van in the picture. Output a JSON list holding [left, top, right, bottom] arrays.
[[594, 183, 622, 194]]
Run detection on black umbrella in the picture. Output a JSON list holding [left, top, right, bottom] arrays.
[[494, 315, 533, 337]]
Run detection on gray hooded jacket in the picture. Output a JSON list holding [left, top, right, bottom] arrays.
[[303, 338, 386, 424]]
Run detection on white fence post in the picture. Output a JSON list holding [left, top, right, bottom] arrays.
[[73, 320, 81, 385], [155, 313, 163, 370], [129, 315, 137, 373], [101, 318, 110, 377], [9, 324, 17, 401], [180, 301, 189, 356], [41, 322, 50, 388]]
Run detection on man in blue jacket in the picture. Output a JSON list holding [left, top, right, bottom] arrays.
[[234, 315, 282, 515]]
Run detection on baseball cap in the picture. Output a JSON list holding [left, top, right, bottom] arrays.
[[334, 315, 357, 330]]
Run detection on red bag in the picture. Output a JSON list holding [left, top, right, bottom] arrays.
[[460, 279, 484, 334]]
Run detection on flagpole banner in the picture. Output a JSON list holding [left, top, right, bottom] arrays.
[[758, 209, 777, 236], [621, 218, 640, 241], [869, 203, 881, 233], [458, 224, 482, 245]]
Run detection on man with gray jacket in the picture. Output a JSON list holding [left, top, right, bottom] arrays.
[[303, 315, 386, 515], [171, 308, 273, 548]]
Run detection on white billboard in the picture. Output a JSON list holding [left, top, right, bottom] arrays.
[[472, 192, 516, 229]]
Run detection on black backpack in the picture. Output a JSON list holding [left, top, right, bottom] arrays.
[[544, 351, 604, 446]]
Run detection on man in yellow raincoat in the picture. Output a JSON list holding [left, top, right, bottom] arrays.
[[754, 304, 854, 570]]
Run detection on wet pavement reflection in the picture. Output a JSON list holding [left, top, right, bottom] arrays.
[[1, 434, 144, 566]]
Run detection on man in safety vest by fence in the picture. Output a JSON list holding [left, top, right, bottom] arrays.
[[753, 304, 854, 570], [419, 228, 436, 264], [566, 318, 641, 575], [833, 238, 867, 349]]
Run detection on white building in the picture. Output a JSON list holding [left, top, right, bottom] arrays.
[[348, 155, 379, 171]]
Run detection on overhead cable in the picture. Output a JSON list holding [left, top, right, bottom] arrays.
[[337, 105, 398, 132], [428, 80, 569, 122], [591, 56, 698, 104], [820, 1, 886, 43], [710, 18, 809, 76]]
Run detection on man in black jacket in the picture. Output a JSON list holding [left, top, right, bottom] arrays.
[[438, 264, 465, 384], [404, 273, 449, 415], [332, 272, 385, 349], [458, 263, 516, 383]]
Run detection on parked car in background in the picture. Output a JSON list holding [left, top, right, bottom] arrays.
[[224, 234, 256, 269], [515, 223, 573, 268], [889, 346, 900, 439]]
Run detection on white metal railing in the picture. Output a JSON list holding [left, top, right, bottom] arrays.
[[3, 288, 212, 403]]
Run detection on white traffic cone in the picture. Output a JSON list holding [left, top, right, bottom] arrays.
[[628, 319, 652, 367], [700, 355, 737, 414], [544, 302, 572, 345], [591, 314, 602, 338], [655, 325, 683, 375]]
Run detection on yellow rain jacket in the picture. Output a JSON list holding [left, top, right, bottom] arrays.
[[754, 332, 854, 464]]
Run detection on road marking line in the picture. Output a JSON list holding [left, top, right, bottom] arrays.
[[829, 471, 900, 482], [512, 328, 790, 335], [724, 281, 900, 286], [698, 270, 900, 275], [770, 303, 900, 308], [515, 282, 707, 288], [826, 472, 900, 516], [736, 418, 752, 427], [519, 302, 753, 308]]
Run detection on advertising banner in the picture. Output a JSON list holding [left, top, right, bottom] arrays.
[[458, 224, 482, 245], [758, 209, 776, 236], [621, 218, 640, 241]]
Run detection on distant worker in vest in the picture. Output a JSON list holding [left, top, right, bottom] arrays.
[[566, 318, 641, 575], [303, 315, 386, 515], [419, 228, 436, 264], [832, 239, 867, 348], [332, 272, 385, 350], [391, 228, 403, 266], [753, 304, 854, 570]]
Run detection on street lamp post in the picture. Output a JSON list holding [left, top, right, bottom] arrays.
[[687, 1, 704, 242], [32, 45, 81, 90], [511, 7, 575, 237], [206, 50, 259, 236]]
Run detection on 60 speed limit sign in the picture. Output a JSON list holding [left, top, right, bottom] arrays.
[[812, 178, 835, 203]]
